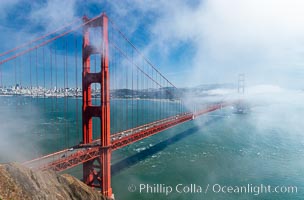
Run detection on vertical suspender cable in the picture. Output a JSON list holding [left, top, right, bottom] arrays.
[[55, 44, 58, 111], [112, 36, 117, 133], [75, 35, 79, 143], [159, 73, 161, 120], [155, 71, 158, 120], [136, 62, 139, 127], [156, 72, 161, 120], [110, 30, 119, 132], [19, 56, 22, 87], [164, 79, 166, 117], [43, 47, 46, 137], [54, 43, 58, 152], [131, 48, 134, 128], [118, 47, 121, 132], [50, 48, 53, 111], [167, 81, 169, 117], [168, 81, 169, 117], [66, 38, 69, 148], [149, 68, 154, 120], [29, 52, 32, 95], [35, 48, 38, 101], [143, 62, 146, 123], [12, 59, 16, 107], [162, 76, 164, 118], [160, 75, 161, 119], [142, 59, 145, 125], [162, 76, 164, 119], [43, 47, 46, 103], [150, 67, 152, 121], [152, 68, 154, 121], [29, 51, 33, 111], [63, 39, 67, 149], [126, 46, 128, 131], [112, 37, 116, 133], [145, 62, 148, 124], [142, 62, 144, 123], [165, 80, 167, 117], [14, 60, 17, 86]]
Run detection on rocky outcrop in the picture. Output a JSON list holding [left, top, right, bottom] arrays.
[[0, 163, 111, 200]]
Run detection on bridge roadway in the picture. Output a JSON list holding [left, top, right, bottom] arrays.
[[23, 102, 233, 172]]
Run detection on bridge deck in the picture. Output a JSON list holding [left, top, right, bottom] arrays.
[[23, 102, 233, 172]]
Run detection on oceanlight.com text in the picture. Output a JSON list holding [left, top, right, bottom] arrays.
[[127, 183, 298, 196]]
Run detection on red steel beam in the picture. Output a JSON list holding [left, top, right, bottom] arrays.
[[100, 13, 112, 197], [82, 14, 94, 188]]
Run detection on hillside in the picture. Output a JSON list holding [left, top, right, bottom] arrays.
[[0, 163, 111, 200]]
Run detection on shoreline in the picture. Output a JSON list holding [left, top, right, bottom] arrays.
[[0, 94, 181, 102]]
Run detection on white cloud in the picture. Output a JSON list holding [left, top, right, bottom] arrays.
[[2, 0, 304, 88], [29, 0, 78, 33], [0, 0, 20, 19], [113, 0, 304, 88]]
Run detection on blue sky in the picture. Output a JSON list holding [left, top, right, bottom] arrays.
[[0, 0, 304, 89]]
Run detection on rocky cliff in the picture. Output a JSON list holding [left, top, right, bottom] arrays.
[[0, 163, 111, 200]]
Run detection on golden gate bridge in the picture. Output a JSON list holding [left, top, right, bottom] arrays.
[[0, 13, 239, 198]]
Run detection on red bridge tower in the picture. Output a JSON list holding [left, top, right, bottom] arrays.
[[82, 13, 112, 197]]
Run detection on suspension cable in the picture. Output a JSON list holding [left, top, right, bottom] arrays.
[[108, 18, 177, 89], [75, 34, 79, 143], [0, 14, 103, 65], [0, 18, 81, 57]]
